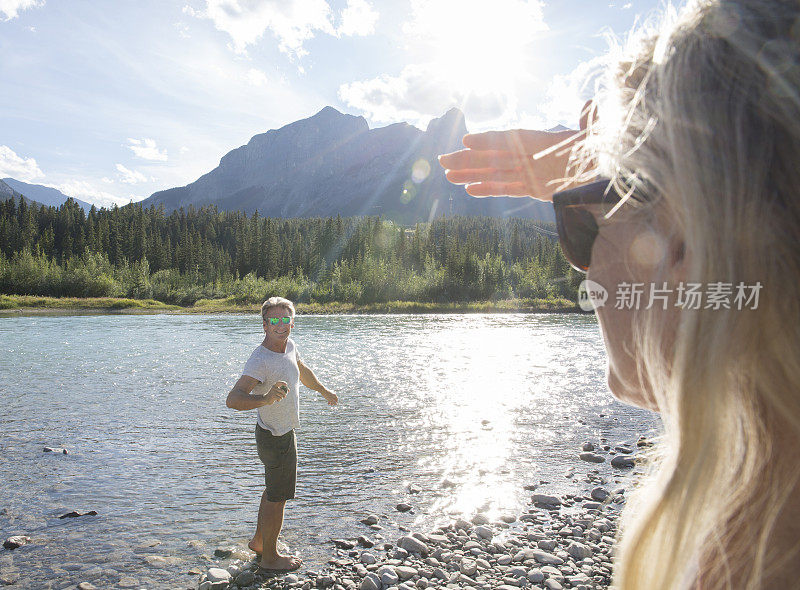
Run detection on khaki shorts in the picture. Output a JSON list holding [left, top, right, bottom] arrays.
[[255, 425, 297, 502]]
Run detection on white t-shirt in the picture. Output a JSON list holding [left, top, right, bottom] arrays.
[[241, 339, 301, 436]]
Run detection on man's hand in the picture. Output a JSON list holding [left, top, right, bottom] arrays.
[[321, 389, 338, 406], [264, 381, 289, 405]]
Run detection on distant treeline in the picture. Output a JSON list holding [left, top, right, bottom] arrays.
[[0, 197, 581, 305]]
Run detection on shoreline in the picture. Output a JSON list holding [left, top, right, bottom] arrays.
[[0, 295, 581, 316], [196, 437, 651, 590]]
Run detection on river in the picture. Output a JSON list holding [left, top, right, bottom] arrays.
[[0, 313, 659, 589]]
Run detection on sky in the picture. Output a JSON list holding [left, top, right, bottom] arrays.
[[0, 0, 664, 208]]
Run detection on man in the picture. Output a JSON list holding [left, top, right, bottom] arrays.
[[226, 296, 338, 572]]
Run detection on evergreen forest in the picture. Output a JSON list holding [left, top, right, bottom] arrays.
[[0, 197, 582, 307]]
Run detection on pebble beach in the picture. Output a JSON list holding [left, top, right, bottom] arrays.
[[192, 436, 652, 590]]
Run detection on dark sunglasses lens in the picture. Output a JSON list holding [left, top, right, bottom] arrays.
[[269, 318, 279, 325], [559, 206, 599, 271], [282, 317, 291, 324]]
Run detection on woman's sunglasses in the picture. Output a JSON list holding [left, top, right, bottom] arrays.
[[266, 317, 292, 325], [553, 179, 627, 273]]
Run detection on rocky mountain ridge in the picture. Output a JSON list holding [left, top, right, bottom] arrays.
[[142, 107, 555, 224]]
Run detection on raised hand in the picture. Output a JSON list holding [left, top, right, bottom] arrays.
[[438, 101, 595, 202]]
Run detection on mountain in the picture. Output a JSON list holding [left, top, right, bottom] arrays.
[[0, 179, 44, 208], [142, 106, 555, 224], [2, 178, 93, 212]]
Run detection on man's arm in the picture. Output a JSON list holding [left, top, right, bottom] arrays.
[[226, 376, 288, 410], [297, 359, 338, 406]]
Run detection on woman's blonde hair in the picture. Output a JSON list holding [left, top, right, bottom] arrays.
[[582, 0, 800, 588]]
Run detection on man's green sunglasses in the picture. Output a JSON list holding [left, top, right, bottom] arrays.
[[267, 317, 292, 325]]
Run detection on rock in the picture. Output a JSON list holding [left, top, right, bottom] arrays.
[[471, 514, 489, 525], [591, 487, 610, 502], [499, 515, 516, 523], [378, 565, 399, 586], [143, 555, 167, 567], [206, 568, 231, 583], [527, 568, 545, 583], [398, 535, 428, 556], [361, 515, 379, 526], [611, 455, 635, 468], [454, 519, 472, 531], [583, 501, 601, 510], [531, 494, 561, 506], [392, 547, 409, 560], [581, 442, 594, 452], [359, 552, 377, 565], [579, 453, 605, 463], [333, 539, 356, 550], [3, 535, 30, 550], [407, 484, 421, 494], [59, 510, 98, 519], [537, 539, 557, 551], [459, 559, 477, 576], [198, 582, 212, 590], [396, 566, 417, 581], [78, 584, 97, 590], [117, 577, 139, 589], [567, 541, 592, 560], [497, 554, 512, 565], [235, 571, 255, 586], [544, 578, 563, 590], [396, 503, 412, 513], [533, 550, 564, 565], [213, 547, 232, 558], [43, 446, 68, 454], [473, 525, 492, 540], [357, 536, 375, 548]]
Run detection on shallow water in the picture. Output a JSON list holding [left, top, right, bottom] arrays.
[[0, 313, 659, 589]]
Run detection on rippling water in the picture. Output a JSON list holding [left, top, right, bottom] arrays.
[[0, 313, 659, 589]]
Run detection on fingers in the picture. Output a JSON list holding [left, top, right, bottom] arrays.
[[462, 129, 578, 154], [464, 181, 536, 198], [438, 149, 525, 171], [445, 167, 526, 185]]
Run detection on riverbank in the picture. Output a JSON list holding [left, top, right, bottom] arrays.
[[196, 436, 652, 590], [0, 295, 579, 315]]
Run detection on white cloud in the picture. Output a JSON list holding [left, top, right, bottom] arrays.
[[0, 0, 44, 21], [339, 63, 515, 129], [0, 145, 44, 181], [337, 0, 377, 37], [46, 180, 131, 208], [537, 56, 607, 127], [194, 0, 333, 56], [245, 67, 268, 86], [127, 138, 168, 161], [187, 0, 378, 56], [116, 163, 148, 184]]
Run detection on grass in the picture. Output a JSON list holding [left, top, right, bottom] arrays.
[[0, 294, 579, 314], [0, 295, 180, 313]]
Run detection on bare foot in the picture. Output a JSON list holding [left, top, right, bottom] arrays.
[[248, 539, 262, 555], [257, 554, 303, 572]]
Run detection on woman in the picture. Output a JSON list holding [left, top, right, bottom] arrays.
[[439, 0, 800, 588]]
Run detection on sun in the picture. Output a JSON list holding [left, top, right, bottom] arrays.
[[406, 0, 547, 101]]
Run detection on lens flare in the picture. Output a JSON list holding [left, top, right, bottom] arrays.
[[411, 159, 431, 184]]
